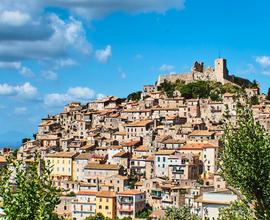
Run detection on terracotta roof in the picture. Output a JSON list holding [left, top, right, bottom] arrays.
[[113, 151, 129, 158], [121, 140, 141, 147], [135, 181, 143, 186], [84, 163, 119, 170], [96, 191, 116, 198], [155, 150, 176, 155], [135, 145, 149, 152], [125, 120, 152, 127], [189, 130, 215, 136], [149, 210, 165, 218], [0, 156, 7, 163], [80, 145, 96, 150], [181, 143, 218, 150], [114, 131, 127, 136], [223, 92, 235, 97], [122, 109, 151, 113], [162, 139, 186, 144], [145, 155, 155, 161], [75, 153, 92, 160], [118, 189, 143, 195], [46, 152, 78, 158], [166, 115, 178, 120], [77, 191, 97, 196]]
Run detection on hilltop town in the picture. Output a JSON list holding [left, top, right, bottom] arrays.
[[2, 58, 270, 219]]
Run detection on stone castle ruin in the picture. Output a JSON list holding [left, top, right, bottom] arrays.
[[157, 58, 230, 86]]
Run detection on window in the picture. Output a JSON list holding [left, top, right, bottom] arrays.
[[105, 206, 109, 210], [99, 205, 102, 209], [157, 157, 160, 162]]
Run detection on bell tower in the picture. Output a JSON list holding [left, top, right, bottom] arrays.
[[215, 58, 228, 84]]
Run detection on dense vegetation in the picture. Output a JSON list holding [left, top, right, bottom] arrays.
[[220, 107, 270, 219], [127, 91, 142, 101], [267, 87, 270, 100], [164, 206, 201, 220], [0, 154, 61, 219], [158, 79, 245, 100]]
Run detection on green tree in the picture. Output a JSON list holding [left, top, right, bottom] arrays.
[[164, 206, 201, 220], [22, 137, 31, 144], [127, 91, 142, 101], [0, 154, 60, 219], [249, 95, 259, 105], [84, 213, 108, 220], [158, 80, 176, 98], [220, 107, 270, 219], [218, 200, 253, 220], [266, 87, 270, 100], [136, 203, 152, 218]]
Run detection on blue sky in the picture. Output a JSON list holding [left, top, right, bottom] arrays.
[[0, 0, 270, 146]]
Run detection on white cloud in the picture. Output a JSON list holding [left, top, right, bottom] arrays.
[[255, 56, 270, 67], [95, 45, 112, 63], [44, 86, 97, 107], [14, 106, 27, 114], [0, 14, 91, 61], [0, 61, 34, 77], [44, 0, 185, 19], [42, 70, 58, 80], [67, 87, 95, 99], [0, 83, 14, 95], [159, 64, 175, 71], [0, 82, 37, 99], [14, 82, 37, 98], [0, 61, 21, 69], [96, 93, 106, 99], [118, 67, 126, 79], [0, 10, 31, 26], [19, 66, 34, 77], [56, 58, 77, 68], [262, 70, 270, 77]]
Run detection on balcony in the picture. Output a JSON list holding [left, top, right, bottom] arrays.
[[151, 189, 162, 199], [118, 197, 133, 204], [118, 206, 134, 212]]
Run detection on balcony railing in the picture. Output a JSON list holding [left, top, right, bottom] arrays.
[[118, 197, 133, 204]]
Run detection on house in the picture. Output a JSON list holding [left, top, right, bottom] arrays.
[[72, 191, 97, 220], [73, 153, 92, 181], [196, 190, 238, 220], [154, 150, 176, 178], [117, 189, 146, 219], [96, 191, 117, 219], [125, 120, 153, 140], [83, 163, 121, 183], [45, 152, 79, 181], [56, 196, 74, 219]]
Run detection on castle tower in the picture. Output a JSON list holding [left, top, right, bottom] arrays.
[[214, 58, 228, 84]]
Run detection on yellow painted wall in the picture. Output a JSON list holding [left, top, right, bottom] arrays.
[[45, 157, 73, 178], [96, 196, 116, 219]]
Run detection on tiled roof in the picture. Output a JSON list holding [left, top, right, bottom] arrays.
[[134, 145, 149, 152], [118, 189, 143, 195], [125, 120, 153, 127], [155, 150, 176, 155], [189, 130, 215, 136], [181, 143, 218, 150], [84, 163, 119, 170], [96, 191, 116, 198], [46, 152, 78, 158], [77, 191, 97, 196]]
